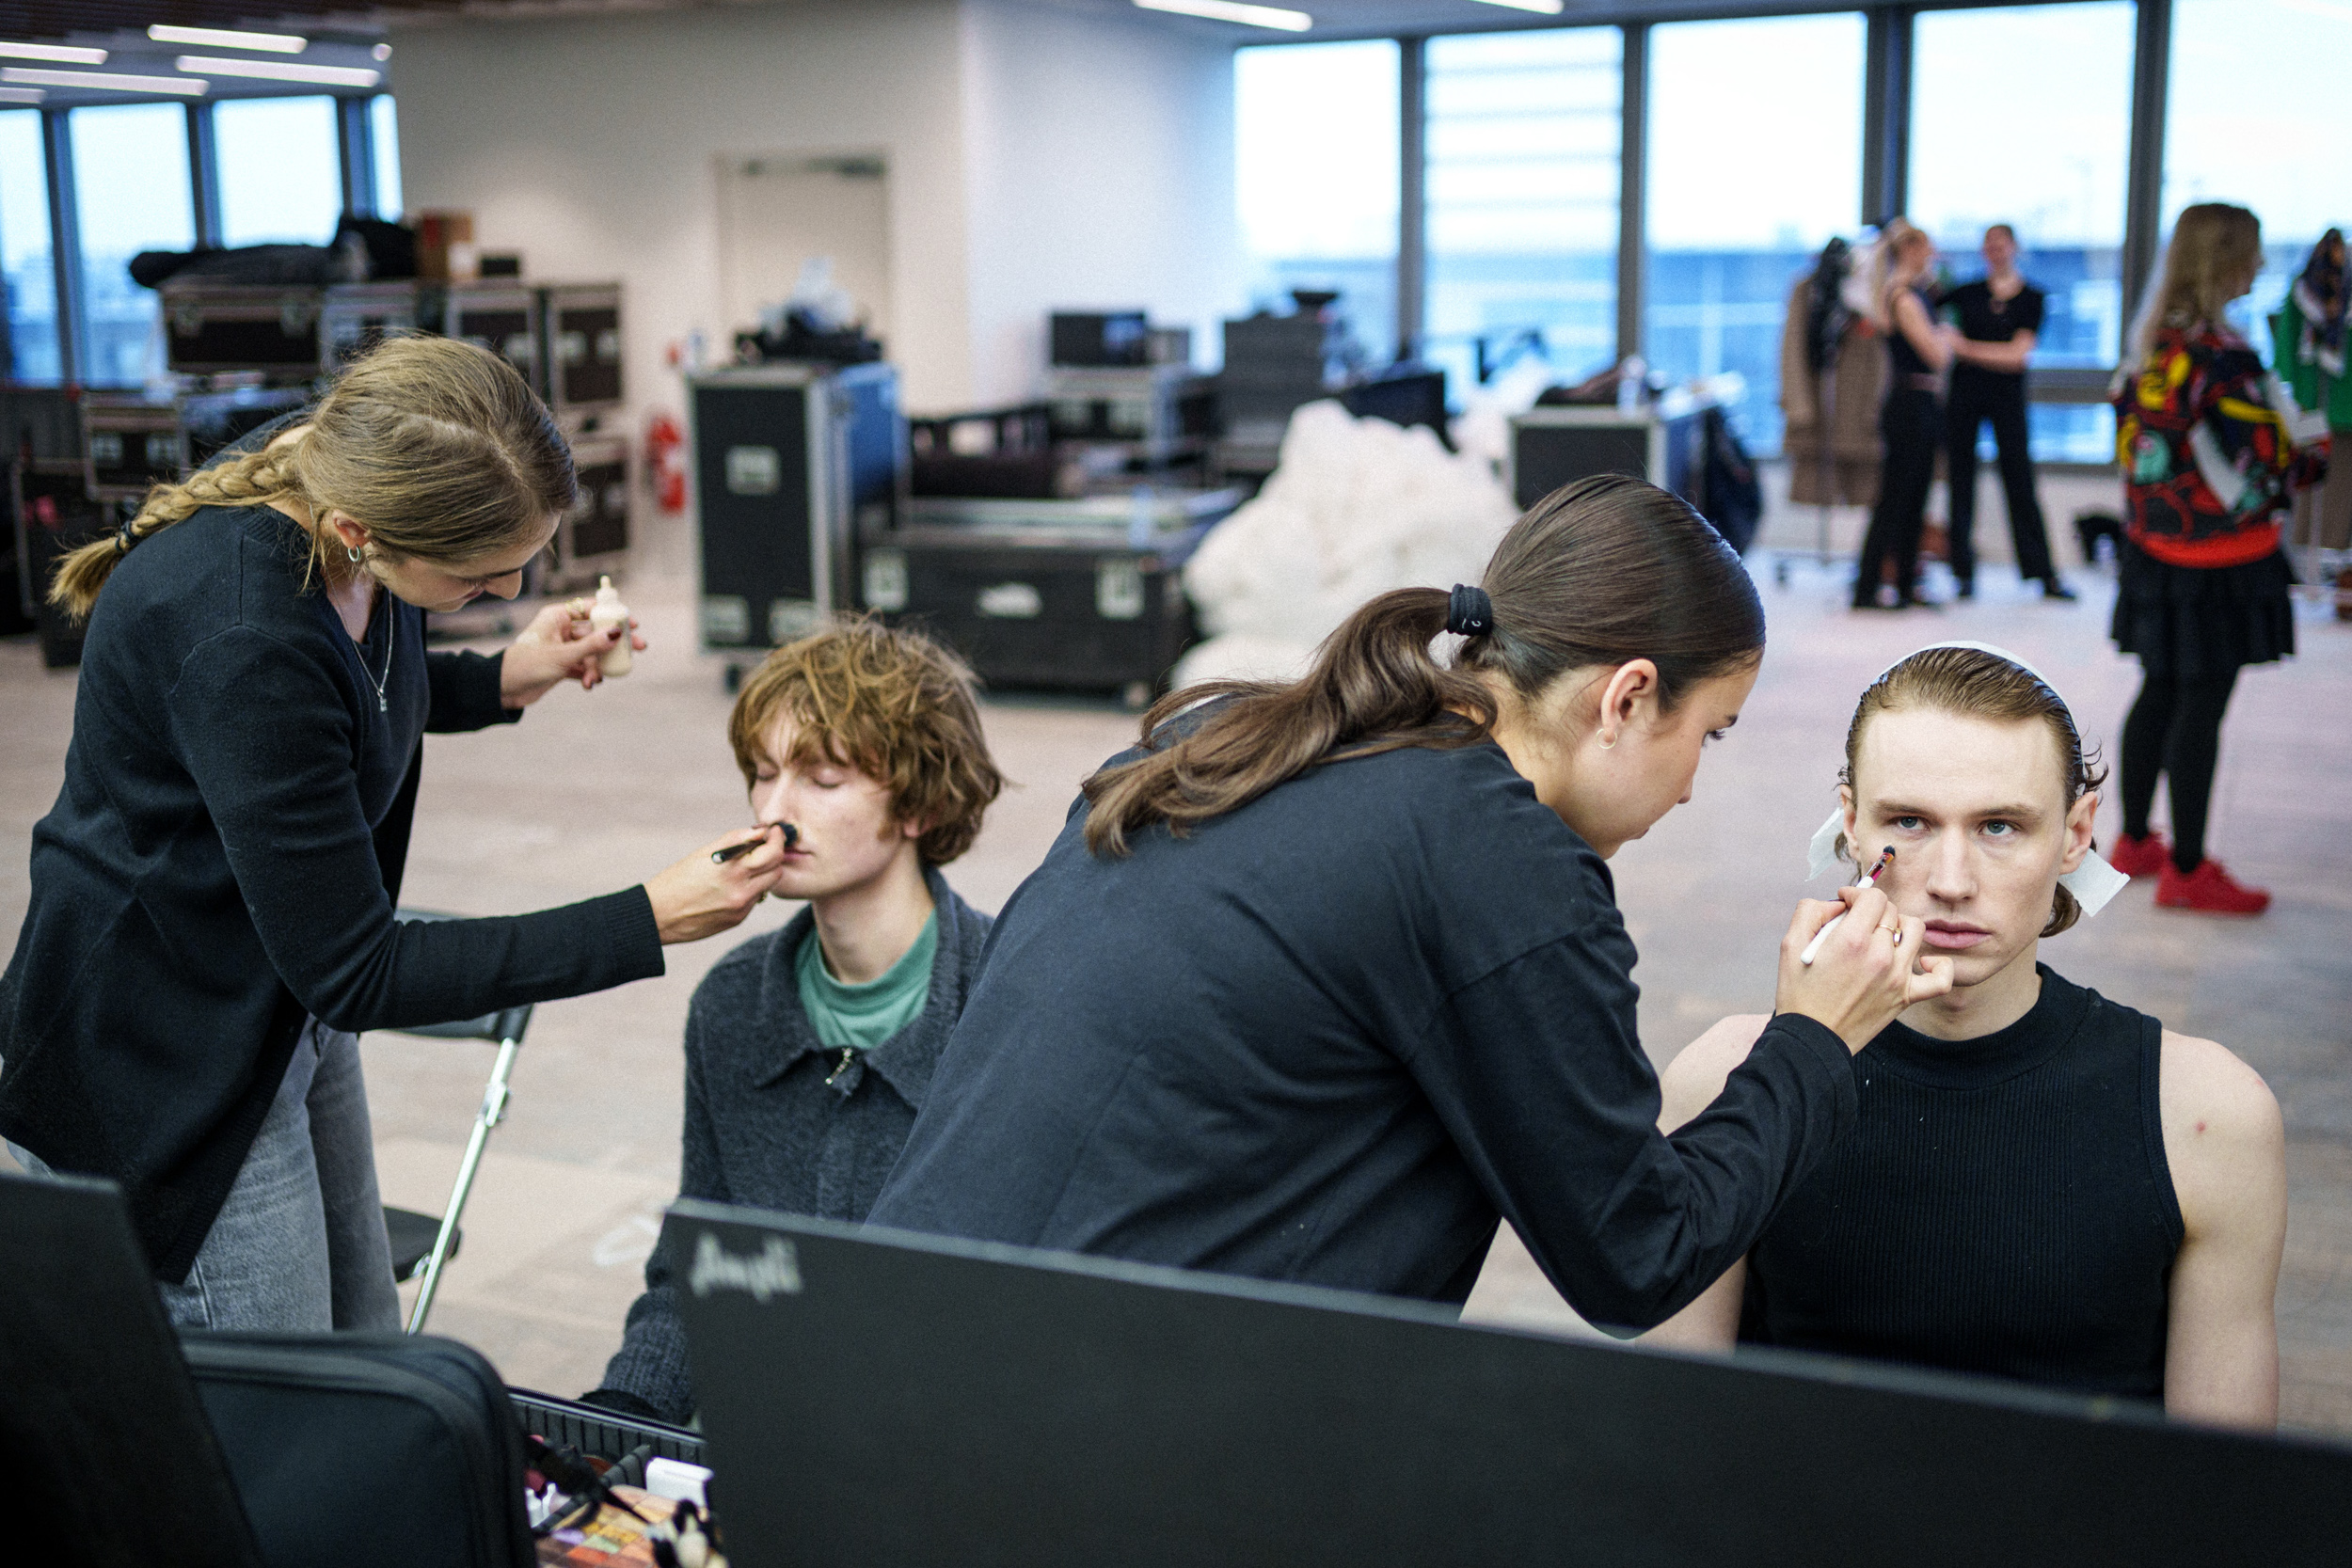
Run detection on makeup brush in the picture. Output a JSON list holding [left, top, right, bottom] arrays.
[[711, 822, 799, 863], [1800, 846, 1896, 965]]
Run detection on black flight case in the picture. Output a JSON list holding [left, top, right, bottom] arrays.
[[689, 361, 906, 674], [865, 488, 1239, 705]]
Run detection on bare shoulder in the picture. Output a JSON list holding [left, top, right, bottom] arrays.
[[2158, 1030, 2285, 1230], [1660, 1014, 1772, 1133], [2159, 1030, 2282, 1146]]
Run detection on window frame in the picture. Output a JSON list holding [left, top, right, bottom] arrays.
[[2, 88, 388, 386]]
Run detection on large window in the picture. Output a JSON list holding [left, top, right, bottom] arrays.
[[1645, 13, 1864, 455], [0, 109, 58, 384], [72, 103, 196, 387], [1910, 2, 2134, 460], [216, 97, 343, 247], [1424, 27, 1621, 401], [1234, 40, 1399, 366], [2163, 0, 2352, 360], [370, 94, 404, 221]]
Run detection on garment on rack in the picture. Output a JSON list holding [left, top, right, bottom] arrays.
[[2272, 230, 2349, 551], [1781, 272, 1885, 507]]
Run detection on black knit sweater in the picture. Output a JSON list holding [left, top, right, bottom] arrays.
[[0, 499, 662, 1281]]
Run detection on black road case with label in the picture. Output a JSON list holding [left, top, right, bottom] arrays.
[[863, 490, 1237, 700], [547, 430, 629, 591], [541, 283, 624, 419], [83, 386, 310, 500], [690, 362, 905, 657], [161, 284, 325, 378], [440, 283, 542, 393], [320, 281, 443, 372]]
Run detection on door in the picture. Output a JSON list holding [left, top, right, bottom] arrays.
[[714, 153, 891, 345]]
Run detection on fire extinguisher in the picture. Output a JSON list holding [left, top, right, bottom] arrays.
[[645, 411, 689, 515]]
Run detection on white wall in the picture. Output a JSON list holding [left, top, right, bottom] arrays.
[[389, 0, 1247, 420], [957, 0, 1244, 404], [388, 0, 974, 415]]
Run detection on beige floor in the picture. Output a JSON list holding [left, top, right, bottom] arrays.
[[5, 482, 2348, 1435]]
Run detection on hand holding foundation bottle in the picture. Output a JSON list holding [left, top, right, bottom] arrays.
[[499, 592, 645, 705]]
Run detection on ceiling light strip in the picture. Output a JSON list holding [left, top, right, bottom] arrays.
[[0, 41, 106, 64], [0, 87, 45, 103], [1, 67, 205, 96], [150, 25, 309, 54], [1134, 0, 1312, 33], [1468, 0, 1566, 12], [173, 55, 380, 87]]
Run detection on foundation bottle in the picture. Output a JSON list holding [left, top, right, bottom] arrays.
[[590, 576, 632, 676]]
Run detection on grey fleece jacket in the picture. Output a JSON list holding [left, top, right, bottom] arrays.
[[590, 867, 991, 1423]]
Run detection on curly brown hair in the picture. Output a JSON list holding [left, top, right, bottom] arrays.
[[728, 618, 1004, 865]]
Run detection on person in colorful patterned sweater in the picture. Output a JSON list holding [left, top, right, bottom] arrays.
[[2106, 203, 2328, 914]]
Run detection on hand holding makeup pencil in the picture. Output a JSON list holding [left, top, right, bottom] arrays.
[[1772, 863, 1954, 1055]]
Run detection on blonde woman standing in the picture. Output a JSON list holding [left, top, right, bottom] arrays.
[[1851, 219, 1955, 610], [2106, 204, 2319, 914], [1, 338, 787, 1331]]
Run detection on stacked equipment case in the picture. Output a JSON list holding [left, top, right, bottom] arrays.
[[690, 362, 906, 668], [868, 489, 1238, 705]]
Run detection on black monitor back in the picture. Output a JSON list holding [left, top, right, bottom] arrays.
[[0, 1169, 263, 1568], [673, 1202, 2351, 1568]]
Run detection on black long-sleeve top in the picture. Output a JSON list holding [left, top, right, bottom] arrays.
[[868, 736, 1858, 1330], [0, 499, 662, 1281]]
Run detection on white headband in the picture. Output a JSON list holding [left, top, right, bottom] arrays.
[[1805, 641, 2130, 919]]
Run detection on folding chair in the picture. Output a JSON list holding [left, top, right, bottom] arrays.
[[377, 909, 534, 1334]]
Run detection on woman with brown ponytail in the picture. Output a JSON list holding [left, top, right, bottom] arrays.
[[869, 476, 1950, 1328], [1, 337, 787, 1332]]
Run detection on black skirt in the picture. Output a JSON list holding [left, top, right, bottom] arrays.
[[2109, 539, 2294, 678]]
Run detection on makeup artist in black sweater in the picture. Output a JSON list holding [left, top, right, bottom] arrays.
[[0, 339, 785, 1333], [870, 477, 1952, 1330]]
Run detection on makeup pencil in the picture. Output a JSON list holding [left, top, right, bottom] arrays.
[[1800, 846, 1896, 966], [712, 822, 799, 863]]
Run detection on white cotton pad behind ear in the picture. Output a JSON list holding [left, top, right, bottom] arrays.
[[2059, 851, 2131, 919], [1807, 808, 1847, 880]]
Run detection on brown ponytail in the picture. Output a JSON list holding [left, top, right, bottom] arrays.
[[49, 334, 575, 622], [1082, 473, 1765, 857]]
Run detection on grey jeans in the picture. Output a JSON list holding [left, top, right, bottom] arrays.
[[10, 1019, 402, 1333]]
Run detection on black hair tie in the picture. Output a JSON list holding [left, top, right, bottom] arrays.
[[113, 518, 139, 556], [1445, 583, 1494, 638]]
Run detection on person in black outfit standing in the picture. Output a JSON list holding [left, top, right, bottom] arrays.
[[1, 338, 787, 1334], [870, 476, 1949, 1328], [1942, 226, 2073, 600], [1853, 219, 1952, 610]]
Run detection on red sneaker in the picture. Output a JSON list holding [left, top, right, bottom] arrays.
[[2156, 859, 2271, 915], [2106, 832, 2169, 878]]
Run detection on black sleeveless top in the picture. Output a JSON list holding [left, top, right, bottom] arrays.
[[1740, 967, 2183, 1401], [1885, 285, 1938, 388]]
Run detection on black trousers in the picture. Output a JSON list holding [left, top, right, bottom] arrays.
[[1854, 389, 1938, 605], [1945, 371, 2055, 586], [2120, 669, 2239, 873]]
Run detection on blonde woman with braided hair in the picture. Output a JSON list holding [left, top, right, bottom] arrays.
[[3, 336, 787, 1332]]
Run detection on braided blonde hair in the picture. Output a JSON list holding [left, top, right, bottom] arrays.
[[51, 335, 575, 621]]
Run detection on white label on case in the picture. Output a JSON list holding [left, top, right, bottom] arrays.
[[977, 582, 1043, 619], [1096, 561, 1145, 621], [700, 595, 752, 643], [863, 549, 909, 612], [770, 598, 822, 644], [725, 446, 781, 495]]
